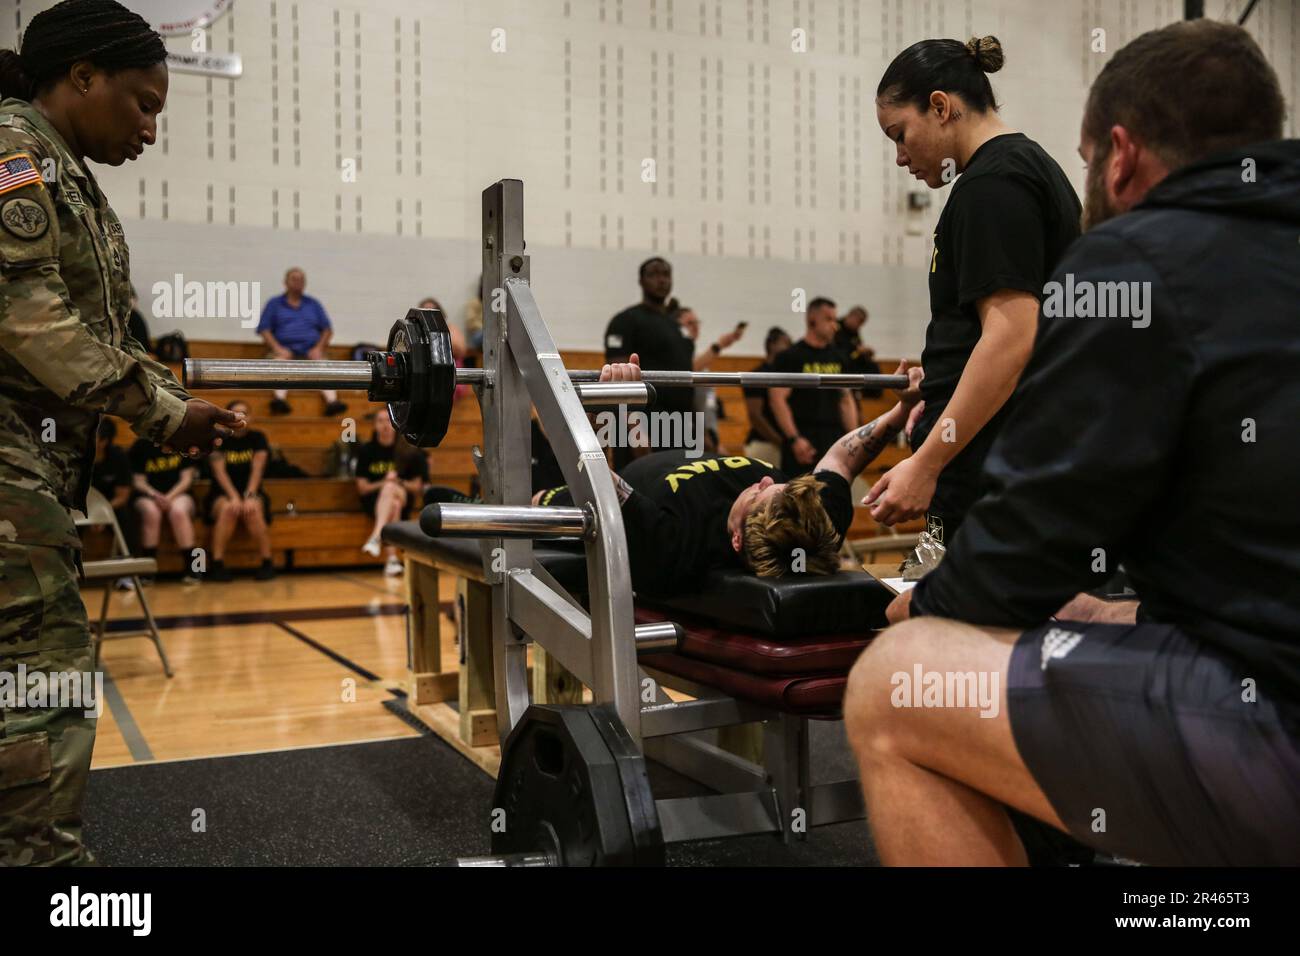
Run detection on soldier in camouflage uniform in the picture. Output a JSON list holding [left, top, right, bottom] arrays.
[[0, 0, 244, 865]]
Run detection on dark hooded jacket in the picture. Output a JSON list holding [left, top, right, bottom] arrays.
[[911, 139, 1300, 703]]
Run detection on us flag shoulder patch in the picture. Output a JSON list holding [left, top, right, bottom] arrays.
[[0, 152, 42, 197]]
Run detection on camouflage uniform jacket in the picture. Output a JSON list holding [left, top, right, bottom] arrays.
[[0, 98, 189, 548]]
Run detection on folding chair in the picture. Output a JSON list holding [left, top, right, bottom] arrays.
[[72, 488, 173, 677]]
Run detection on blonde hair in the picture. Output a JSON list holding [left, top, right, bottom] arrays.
[[742, 474, 841, 577]]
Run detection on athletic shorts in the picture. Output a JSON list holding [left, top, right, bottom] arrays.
[[1008, 619, 1300, 865]]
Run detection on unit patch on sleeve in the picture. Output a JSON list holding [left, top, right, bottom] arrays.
[[0, 196, 49, 241]]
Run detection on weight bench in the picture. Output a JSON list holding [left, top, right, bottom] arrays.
[[383, 519, 888, 849]]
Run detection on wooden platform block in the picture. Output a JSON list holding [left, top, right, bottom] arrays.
[[457, 577, 497, 747], [405, 557, 443, 706]]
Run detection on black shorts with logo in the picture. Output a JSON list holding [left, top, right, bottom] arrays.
[[1008, 619, 1300, 865]]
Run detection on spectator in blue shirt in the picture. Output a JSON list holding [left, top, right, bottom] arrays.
[[257, 267, 347, 416]]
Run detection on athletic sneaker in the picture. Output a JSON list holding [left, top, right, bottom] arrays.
[[384, 556, 404, 577], [362, 537, 382, 557], [254, 560, 277, 581], [270, 398, 292, 415], [324, 400, 348, 417], [181, 572, 202, 586], [114, 577, 135, 592], [206, 562, 234, 582]]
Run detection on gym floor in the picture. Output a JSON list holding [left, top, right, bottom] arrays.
[[88, 571, 421, 768], [83, 571, 878, 866]]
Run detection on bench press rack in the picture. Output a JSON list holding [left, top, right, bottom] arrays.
[[185, 179, 899, 863], [452, 180, 869, 857]]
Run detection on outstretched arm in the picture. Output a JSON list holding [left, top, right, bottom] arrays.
[[816, 362, 922, 482]]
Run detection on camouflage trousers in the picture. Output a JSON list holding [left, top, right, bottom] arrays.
[[0, 543, 97, 866]]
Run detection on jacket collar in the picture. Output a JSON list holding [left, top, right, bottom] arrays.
[[0, 97, 96, 195]]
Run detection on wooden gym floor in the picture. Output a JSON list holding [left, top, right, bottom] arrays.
[[84, 569, 454, 769]]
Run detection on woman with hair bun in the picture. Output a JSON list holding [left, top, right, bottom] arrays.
[[865, 36, 1081, 545]]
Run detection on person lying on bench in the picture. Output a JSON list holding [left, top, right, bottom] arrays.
[[531, 355, 923, 596]]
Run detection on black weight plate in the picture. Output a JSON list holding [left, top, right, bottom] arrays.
[[386, 308, 456, 447], [588, 704, 665, 866], [492, 704, 660, 866]]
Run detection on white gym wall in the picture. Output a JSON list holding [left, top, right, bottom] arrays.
[[4, 0, 1297, 355]]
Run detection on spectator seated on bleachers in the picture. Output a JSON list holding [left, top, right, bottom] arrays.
[[258, 267, 347, 417], [129, 437, 200, 585], [356, 410, 429, 576], [419, 296, 469, 402], [204, 400, 276, 582]]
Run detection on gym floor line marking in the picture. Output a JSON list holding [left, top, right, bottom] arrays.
[[331, 571, 403, 596], [100, 664, 155, 763], [273, 619, 394, 689], [102, 602, 411, 634]]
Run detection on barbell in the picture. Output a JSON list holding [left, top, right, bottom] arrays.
[[183, 308, 911, 447]]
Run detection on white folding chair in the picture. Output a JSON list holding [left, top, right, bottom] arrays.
[[72, 488, 173, 677]]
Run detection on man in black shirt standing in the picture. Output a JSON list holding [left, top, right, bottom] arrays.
[[743, 326, 793, 464], [768, 297, 858, 476], [845, 22, 1299, 866], [835, 305, 883, 399], [604, 258, 695, 463]]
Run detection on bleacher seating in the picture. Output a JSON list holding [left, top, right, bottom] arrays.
[[93, 340, 920, 572]]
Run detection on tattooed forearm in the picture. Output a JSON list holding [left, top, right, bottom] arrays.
[[836, 417, 900, 471]]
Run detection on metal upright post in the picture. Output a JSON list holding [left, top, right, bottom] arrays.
[[480, 181, 535, 737], [478, 180, 644, 743]]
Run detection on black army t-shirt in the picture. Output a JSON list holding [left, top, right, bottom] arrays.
[[604, 304, 696, 419], [615, 450, 853, 596], [915, 132, 1081, 522], [92, 445, 132, 502], [129, 439, 193, 493], [834, 326, 883, 397], [354, 439, 429, 485], [770, 340, 852, 468], [214, 430, 269, 492]]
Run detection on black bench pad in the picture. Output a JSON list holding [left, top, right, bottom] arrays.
[[382, 521, 890, 639], [381, 521, 588, 592]]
